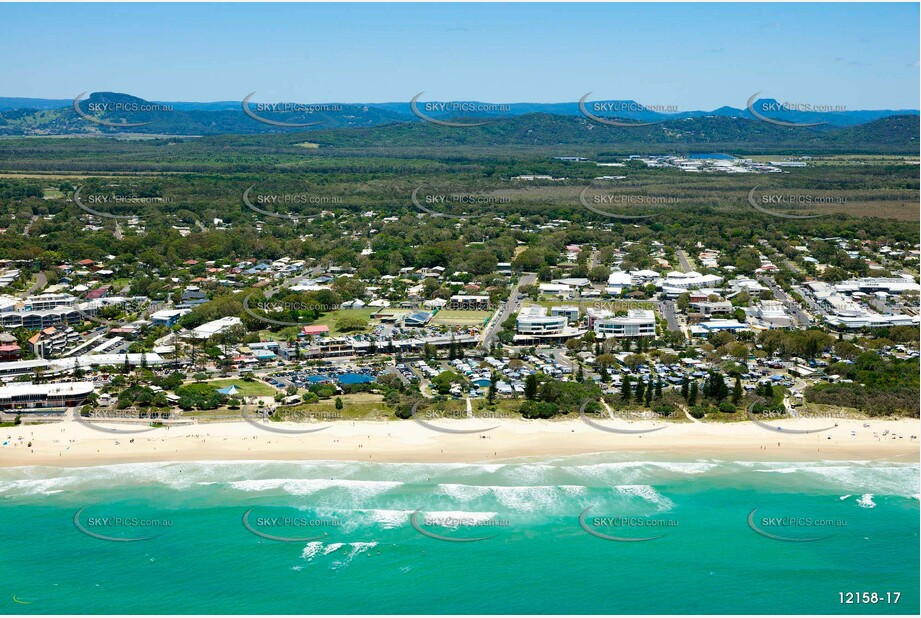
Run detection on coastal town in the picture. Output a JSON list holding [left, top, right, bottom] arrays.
[[1, 223, 917, 440]]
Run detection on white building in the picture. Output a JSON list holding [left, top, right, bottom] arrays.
[[589, 309, 656, 339], [752, 301, 793, 328], [550, 305, 580, 323], [516, 306, 567, 336], [191, 317, 243, 339], [0, 381, 95, 412]]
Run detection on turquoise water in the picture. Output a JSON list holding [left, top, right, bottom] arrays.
[[1, 457, 917, 614]]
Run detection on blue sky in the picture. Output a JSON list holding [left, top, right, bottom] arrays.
[[1, 2, 918, 108]]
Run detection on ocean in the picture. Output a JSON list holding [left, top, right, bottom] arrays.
[[1, 456, 917, 614]]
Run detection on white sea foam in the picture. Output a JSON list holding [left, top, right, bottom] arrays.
[[856, 494, 876, 509], [227, 478, 403, 501], [614, 484, 674, 511]]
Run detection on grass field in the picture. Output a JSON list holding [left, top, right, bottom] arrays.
[[310, 308, 377, 334], [200, 378, 277, 397], [281, 392, 391, 420], [431, 309, 493, 326]]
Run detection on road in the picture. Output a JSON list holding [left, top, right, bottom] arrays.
[[480, 272, 536, 349], [22, 215, 39, 236], [658, 300, 682, 332], [25, 272, 48, 296], [675, 249, 693, 273], [759, 276, 812, 326]]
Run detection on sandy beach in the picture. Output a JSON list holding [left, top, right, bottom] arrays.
[[1, 415, 918, 467]]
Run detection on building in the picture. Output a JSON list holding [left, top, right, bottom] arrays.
[[690, 301, 733, 317], [0, 381, 95, 412], [0, 307, 82, 330], [0, 332, 20, 361], [449, 295, 491, 310], [658, 271, 723, 295], [151, 309, 190, 328], [0, 342, 21, 361], [404, 311, 433, 327], [301, 325, 330, 337], [516, 306, 567, 336], [191, 317, 242, 339], [28, 326, 81, 359], [833, 277, 920, 295], [692, 320, 749, 335], [753, 301, 794, 328], [589, 309, 656, 339], [550, 305, 580, 323], [606, 271, 633, 295], [22, 294, 77, 311], [538, 283, 573, 299]]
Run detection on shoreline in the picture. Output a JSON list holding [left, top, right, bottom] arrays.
[[1, 417, 917, 468]]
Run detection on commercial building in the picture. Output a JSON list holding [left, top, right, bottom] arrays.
[[589, 309, 656, 339], [449, 295, 491, 310], [516, 306, 567, 336], [550, 305, 580, 323], [0, 381, 94, 412], [190, 317, 243, 339]]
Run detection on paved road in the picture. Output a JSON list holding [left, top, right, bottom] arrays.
[[675, 249, 693, 273], [658, 300, 682, 332], [480, 272, 536, 349], [25, 272, 48, 296], [759, 276, 812, 326], [22, 215, 38, 236]]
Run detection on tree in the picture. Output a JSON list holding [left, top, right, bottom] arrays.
[[688, 381, 698, 406], [524, 374, 538, 401], [620, 375, 632, 401], [575, 364, 584, 383], [488, 372, 498, 404], [634, 379, 645, 403], [335, 397, 343, 410], [655, 379, 663, 399], [681, 377, 689, 401], [732, 375, 743, 405], [600, 364, 609, 383]]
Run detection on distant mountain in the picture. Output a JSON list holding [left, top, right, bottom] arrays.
[[0, 92, 410, 136], [0, 92, 917, 138], [0, 97, 74, 112]]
